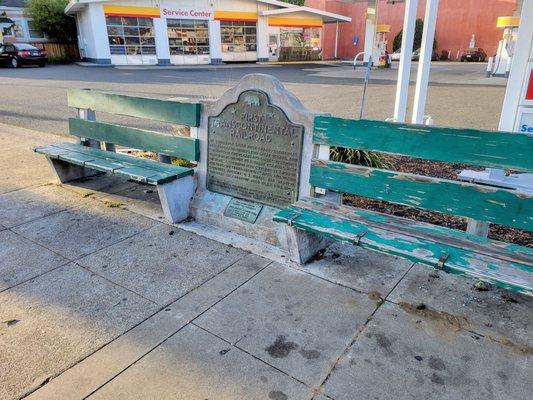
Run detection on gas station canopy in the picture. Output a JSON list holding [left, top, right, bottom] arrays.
[[259, 6, 352, 24]]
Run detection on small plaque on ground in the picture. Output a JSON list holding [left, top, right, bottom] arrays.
[[224, 198, 263, 223], [207, 90, 304, 208]]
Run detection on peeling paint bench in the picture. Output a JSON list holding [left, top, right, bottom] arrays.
[[274, 118, 533, 296], [34, 89, 201, 223]]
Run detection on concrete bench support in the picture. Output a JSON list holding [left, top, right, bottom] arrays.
[[157, 175, 195, 223], [285, 224, 333, 264], [46, 157, 101, 183]]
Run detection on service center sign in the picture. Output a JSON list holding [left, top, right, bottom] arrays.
[[519, 109, 533, 134], [161, 7, 213, 20]]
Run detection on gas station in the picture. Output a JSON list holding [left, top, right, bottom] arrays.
[[355, 0, 532, 234]]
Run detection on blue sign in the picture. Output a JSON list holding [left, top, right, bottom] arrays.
[[353, 35, 359, 46], [520, 124, 533, 133], [519, 110, 533, 134]]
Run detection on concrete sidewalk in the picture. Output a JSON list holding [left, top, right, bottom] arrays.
[[0, 122, 531, 400]]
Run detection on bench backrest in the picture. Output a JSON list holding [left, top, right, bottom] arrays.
[[67, 89, 201, 162], [311, 117, 533, 232]]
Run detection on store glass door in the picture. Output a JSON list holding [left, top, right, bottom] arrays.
[[268, 34, 279, 61]]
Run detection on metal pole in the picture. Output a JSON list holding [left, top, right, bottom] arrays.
[[394, 0, 418, 122], [334, 21, 339, 59], [412, 0, 439, 124], [359, 56, 372, 119]]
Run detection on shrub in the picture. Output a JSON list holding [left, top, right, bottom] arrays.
[[47, 55, 73, 64], [330, 148, 390, 169], [393, 18, 436, 52], [27, 0, 77, 43]]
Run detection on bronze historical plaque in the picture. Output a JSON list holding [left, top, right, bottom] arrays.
[[207, 90, 304, 208]]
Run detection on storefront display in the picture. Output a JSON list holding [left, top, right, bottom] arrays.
[[67, 0, 350, 66], [106, 16, 157, 64], [168, 19, 210, 64]]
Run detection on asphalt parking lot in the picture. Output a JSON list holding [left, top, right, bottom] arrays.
[[0, 61, 506, 136]]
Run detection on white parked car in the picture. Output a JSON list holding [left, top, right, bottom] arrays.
[[391, 49, 401, 61]]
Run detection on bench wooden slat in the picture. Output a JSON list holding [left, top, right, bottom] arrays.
[[292, 197, 533, 264], [69, 118, 200, 161], [36, 143, 193, 177], [35, 143, 194, 185], [85, 158, 124, 173], [57, 152, 95, 165], [313, 117, 533, 171], [67, 89, 201, 127], [115, 166, 172, 185], [310, 159, 533, 231], [274, 199, 533, 296]]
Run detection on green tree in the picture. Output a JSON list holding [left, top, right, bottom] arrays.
[[282, 0, 305, 5], [393, 18, 436, 52], [27, 0, 77, 43]]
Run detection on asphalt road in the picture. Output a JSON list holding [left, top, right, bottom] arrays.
[[0, 62, 506, 136]]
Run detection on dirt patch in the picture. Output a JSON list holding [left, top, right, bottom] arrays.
[[103, 201, 124, 208], [398, 302, 470, 333], [343, 154, 532, 247], [367, 291, 383, 301], [487, 336, 533, 357], [268, 391, 288, 400], [265, 335, 298, 359], [299, 349, 321, 360]]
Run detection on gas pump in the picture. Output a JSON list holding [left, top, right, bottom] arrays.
[[374, 24, 391, 68], [488, 16, 520, 78], [459, 4, 532, 192]]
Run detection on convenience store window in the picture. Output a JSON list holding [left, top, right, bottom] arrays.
[[221, 21, 256, 52], [106, 16, 156, 56], [280, 27, 321, 49], [28, 20, 45, 39], [167, 19, 209, 55]]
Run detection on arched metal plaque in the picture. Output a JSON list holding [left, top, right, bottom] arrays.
[[207, 90, 304, 208]]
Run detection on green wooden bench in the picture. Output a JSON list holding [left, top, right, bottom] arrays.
[[35, 89, 201, 223], [274, 118, 533, 296]]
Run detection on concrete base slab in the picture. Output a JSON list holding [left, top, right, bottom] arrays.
[[191, 190, 287, 249], [300, 242, 414, 295], [77, 224, 247, 305], [0, 184, 90, 228], [0, 230, 69, 292], [196, 263, 378, 385], [323, 302, 533, 400], [0, 263, 158, 400], [389, 263, 533, 346], [88, 324, 310, 400]]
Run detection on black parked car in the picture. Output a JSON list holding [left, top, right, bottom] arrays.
[[460, 47, 487, 62], [0, 43, 47, 68]]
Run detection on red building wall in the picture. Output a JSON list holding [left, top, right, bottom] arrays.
[[307, 0, 518, 60]]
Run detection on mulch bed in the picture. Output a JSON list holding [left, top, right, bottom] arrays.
[[343, 155, 532, 247]]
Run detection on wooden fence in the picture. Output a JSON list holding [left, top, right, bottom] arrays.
[[32, 42, 79, 61]]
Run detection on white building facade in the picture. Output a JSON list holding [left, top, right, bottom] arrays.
[[0, 0, 47, 44], [65, 0, 350, 65]]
